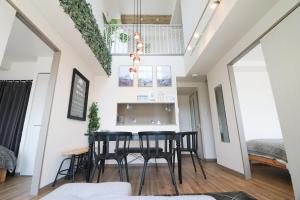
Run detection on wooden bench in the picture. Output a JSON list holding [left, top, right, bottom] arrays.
[[52, 147, 89, 187]]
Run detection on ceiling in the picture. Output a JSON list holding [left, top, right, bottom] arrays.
[[121, 15, 172, 24], [103, 0, 177, 20], [2, 18, 53, 66], [186, 0, 278, 76]]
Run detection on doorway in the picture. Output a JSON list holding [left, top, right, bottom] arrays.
[[0, 16, 55, 198], [228, 44, 290, 182], [177, 87, 204, 158]]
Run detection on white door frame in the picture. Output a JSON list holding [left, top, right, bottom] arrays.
[[7, 0, 62, 195]]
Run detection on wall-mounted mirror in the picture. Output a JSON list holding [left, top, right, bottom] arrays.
[[214, 85, 230, 143]]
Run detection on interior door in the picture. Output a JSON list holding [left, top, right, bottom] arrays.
[[260, 6, 300, 198], [20, 73, 50, 176], [189, 91, 204, 158]]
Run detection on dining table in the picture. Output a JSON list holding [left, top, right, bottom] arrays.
[[84, 132, 183, 184]]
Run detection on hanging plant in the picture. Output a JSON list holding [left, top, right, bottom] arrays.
[[59, 0, 112, 76], [102, 13, 130, 44]]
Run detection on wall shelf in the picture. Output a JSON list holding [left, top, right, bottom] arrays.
[[117, 103, 176, 126]]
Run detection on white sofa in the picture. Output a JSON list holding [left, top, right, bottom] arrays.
[[41, 182, 216, 200]]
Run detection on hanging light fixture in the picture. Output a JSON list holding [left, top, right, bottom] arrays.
[[129, 0, 143, 76]]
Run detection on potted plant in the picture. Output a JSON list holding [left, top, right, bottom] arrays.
[[87, 102, 100, 134]]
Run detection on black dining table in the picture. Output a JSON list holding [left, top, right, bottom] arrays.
[[84, 132, 183, 184]]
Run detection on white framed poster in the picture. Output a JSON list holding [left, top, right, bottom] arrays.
[[157, 66, 172, 87], [119, 66, 134, 87], [138, 66, 153, 87]]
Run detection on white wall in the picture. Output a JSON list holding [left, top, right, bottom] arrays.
[[260, 6, 300, 198], [177, 95, 192, 131], [180, 0, 208, 47], [92, 56, 185, 133], [205, 0, 300, 194], [0, 1, 16, 65], [234, 69, 282, 141]]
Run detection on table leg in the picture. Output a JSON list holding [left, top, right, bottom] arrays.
[[176, 139, 182, 184], [86, 137, 94, 182]]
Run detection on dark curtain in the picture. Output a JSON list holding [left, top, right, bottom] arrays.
[[0, 80, 32, 157]]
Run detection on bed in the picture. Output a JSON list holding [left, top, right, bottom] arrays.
[[247, 139, 287, 170], [0, 145, 17, 183]]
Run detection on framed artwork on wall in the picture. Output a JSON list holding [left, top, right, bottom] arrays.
[[157, 65, 172, 87], [138, 66, 153, 87], [119, 66, 134, 87], [67, 68, 89, 121]]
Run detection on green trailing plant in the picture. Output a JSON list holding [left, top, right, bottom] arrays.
[[59, 0, 112, 76], [102, 13, 130, 43], [87, 102, 100, 134]]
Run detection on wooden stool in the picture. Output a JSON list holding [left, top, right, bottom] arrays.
[[52, 147, 88, 187]]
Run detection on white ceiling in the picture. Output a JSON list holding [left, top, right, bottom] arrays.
[[187, 0, 278, 76], [2, 18, 53, 65], [103, 0, 177, 19]]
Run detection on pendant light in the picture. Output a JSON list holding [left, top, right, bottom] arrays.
[[129, 0, 143, 76]]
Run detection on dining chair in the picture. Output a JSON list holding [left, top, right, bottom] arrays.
[[91, 131, 132, 182], [138, 131, 179, 195], [173, 131, 206, 179]]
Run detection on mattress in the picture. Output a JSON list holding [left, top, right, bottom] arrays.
[[247, 139, 287, 163]]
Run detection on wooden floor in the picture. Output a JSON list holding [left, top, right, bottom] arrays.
[[0, 159, 294, 200]]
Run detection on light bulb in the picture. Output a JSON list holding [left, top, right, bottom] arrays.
[[187, 45, 192, 51], [137, 41, 143, 48], [211, 0, 220, 9], [137, 47, 144, 54], [134, 32, 140, 40]]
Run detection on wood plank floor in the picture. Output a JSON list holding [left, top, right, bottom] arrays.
[[0, 159, 294, 200]]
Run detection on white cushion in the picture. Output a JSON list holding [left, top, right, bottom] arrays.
[[96, 196, 216, 200], [41, 182, 132, 200]]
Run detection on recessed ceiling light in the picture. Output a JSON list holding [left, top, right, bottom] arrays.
[[192, 74, 199, 77], [156, 18, 160, 22], [211, 0, 220, 9], [194, 32, 200, 38], [187, 45, 192, 51]]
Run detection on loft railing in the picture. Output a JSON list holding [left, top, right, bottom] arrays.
[[104, 24, 184, 55]]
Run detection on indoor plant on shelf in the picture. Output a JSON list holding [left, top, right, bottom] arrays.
[[87, 102, 100, 134]]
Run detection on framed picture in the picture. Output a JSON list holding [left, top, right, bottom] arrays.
[[119, 66, 134, 87], [67, 68, 89, 121], [157, 66, 172, 87], [138, 66, 153, 87]]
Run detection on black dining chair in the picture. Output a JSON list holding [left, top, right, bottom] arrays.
[[173, 131, 206, 179], [91, 131, 132, 182], [138, 131, 179, 195]]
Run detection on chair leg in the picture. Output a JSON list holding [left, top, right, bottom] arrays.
[[190, 151, 197, 172], [52, 158, 69, 187], [97, 161, 103, 183], [172, 149, 176, 172], [124, 157, 130, 182], [194, 151, 207, 179], [167, 159, 179, 195], [102, 160, 105, 173], [138, 160, 148, 195], [117, 160, 124, 182]]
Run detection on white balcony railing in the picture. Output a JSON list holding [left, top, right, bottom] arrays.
[[104, 24, 184, 55]]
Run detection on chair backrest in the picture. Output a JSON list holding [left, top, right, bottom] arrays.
[[138, 131, 175, 159], [178, 131, 198, 151], [92, 131, 132, 159]]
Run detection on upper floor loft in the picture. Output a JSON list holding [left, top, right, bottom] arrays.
[[104, 24, 184, 56]]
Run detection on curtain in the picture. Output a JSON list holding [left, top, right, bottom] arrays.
[[0, 81, 32, 157]]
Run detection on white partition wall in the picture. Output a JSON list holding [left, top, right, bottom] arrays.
[[260, 6, 300, 198]]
